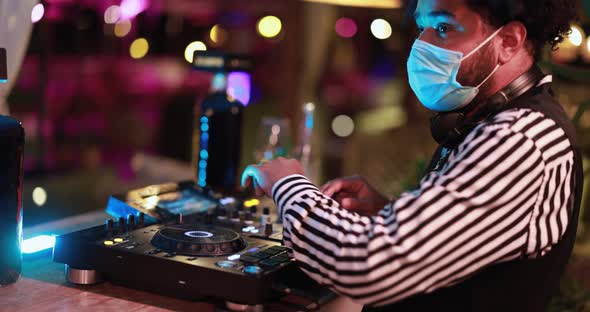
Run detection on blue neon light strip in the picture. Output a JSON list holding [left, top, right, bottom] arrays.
[[198, 116, 209, 187], [22, 235, 56, 254]]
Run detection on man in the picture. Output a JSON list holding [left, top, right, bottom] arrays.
[[241, 0, 581, 310]]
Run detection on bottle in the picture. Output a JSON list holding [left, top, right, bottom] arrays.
[[0, 115, 24, 286], [194, 72, 243, 191]]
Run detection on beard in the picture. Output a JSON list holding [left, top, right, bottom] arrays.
[[456, 40, 498, 96]]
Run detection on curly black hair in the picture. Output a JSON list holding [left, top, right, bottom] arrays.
[[406, 0, 579, 59]]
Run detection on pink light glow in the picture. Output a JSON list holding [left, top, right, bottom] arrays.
[[119, 0, 149, 20], [335, 17, 357, 38], [227, 72, 251, 106], [31, 4, 45, 23]]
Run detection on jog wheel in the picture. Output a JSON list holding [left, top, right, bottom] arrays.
[[150, 224, 246, 256]]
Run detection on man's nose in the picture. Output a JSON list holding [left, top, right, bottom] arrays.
[[417, 28, 437, 45]]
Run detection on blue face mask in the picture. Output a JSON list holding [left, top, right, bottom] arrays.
[[407, 27, 503, 112]]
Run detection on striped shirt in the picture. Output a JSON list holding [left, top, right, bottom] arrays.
[[271, 108, 574, 307]]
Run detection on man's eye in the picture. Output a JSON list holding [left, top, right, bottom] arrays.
[[437, 24, 450, 34], [417, 26, 425, 33]]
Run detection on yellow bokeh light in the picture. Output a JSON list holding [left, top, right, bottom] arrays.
[[210, 24, 227, 45], [130, 38, 149, 59], [32, 187, 47, 207], [371, 19, 392, 40], [114, 19, 132, 37], [257, 16, 282, 38], [184, 41, 207, 63], [301, 0, 401, 8], [332, 115, 355, 137]]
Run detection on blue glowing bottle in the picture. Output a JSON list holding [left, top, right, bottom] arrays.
[[195, 73, 243, 191], [0, 115, 24, 285]]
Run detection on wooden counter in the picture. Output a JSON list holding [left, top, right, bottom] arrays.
[[0, 255, 215, 312], [0, 255, 363, 312]]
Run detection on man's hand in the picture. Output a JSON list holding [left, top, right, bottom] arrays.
[[320, 175, 389, 216], [241, 157, 305, 197]]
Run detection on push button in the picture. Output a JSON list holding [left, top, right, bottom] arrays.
[[240, 255, 260, 263], [262, 248, 282, 256], [268, 246, 288, 252], [216, 261, 238, 268], [260, 259, 281, 267], [243, 265, 263, 275], [272, 255, 291, 263], [250, 251, 272, 260]]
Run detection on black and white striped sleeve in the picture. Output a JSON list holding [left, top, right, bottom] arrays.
[[271, 110, 573, 307]]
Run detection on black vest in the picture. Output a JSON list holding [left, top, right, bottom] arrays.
[[364, 83, 583, 312]]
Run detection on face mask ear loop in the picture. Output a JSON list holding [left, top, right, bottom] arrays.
[[475, 63, 501, 89], [462, 26, 504, 60]]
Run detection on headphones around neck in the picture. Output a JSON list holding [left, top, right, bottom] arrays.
[[430, 65, 546, 149]]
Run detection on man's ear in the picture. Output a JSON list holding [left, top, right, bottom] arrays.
[[497, 21, 528, 64]]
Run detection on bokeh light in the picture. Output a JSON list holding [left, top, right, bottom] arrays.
[[335, 17, 357, 38], [119, 0, 149, 20], [114, 19, 132, 37], [104, 5, 121, 24], [129, 38, 149, 59], [32, 187, 47, 207], [184, 41, 207, 63], [370, 18, 392, 40], [332, 115, 355, 137], [552, 24, 586, 63], [582, 35, 590, 63], [31, 3, 45, 23], [257, 16, 282, 38], [210, 24, 228, 46], [568, 25, 584, 47]]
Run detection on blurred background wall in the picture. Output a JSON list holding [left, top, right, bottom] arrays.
[[5, 0, 590, 284], [3, 0, 590, 309]]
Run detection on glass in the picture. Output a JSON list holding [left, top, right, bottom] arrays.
[[254, 117, 291, 162]]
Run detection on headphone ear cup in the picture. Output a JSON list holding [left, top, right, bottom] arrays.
[[430, 112, 465, 147]]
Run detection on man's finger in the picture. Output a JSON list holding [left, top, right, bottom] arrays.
[[322, 180, 344, 197], [319, 181, 332, 193], [241, 165, 259, 188]]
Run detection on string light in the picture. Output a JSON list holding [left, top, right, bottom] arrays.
[[129, 38, 149, 59], [332, 115, 355, 137], [31, 3, 44, 23], [335, 17, 357, 38], [582, 35, 590, 63], [552, 24, 586, 63], [184, 41, 207, 63], [114, 19, 132, 37], [257, 16, 282, 38], [371, 19, 392, 39], [210, 24, 228, 46], [32, 187, 47, 207], [301, 0, 402, 8], [568, 25, 584, 47], [104, 5, 121, 24]]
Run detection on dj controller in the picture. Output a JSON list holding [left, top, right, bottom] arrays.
[[52, 181, 334, 310]]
